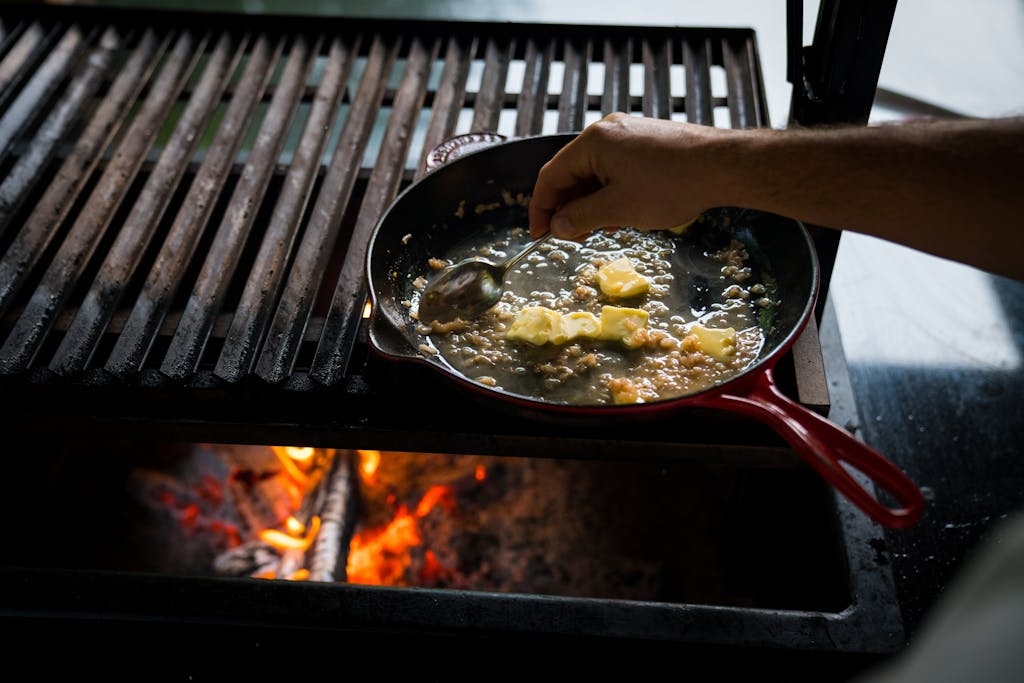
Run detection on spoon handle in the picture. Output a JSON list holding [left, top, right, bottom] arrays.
[[502, 232, 555, 275]]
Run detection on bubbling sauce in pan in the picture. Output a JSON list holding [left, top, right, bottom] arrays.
[[408, 212, 778, 406]]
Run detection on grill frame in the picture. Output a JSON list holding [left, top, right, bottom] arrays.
[[0, 4, 902, 664]]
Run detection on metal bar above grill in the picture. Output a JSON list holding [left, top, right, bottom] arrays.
[[0, 5, 820, 452]]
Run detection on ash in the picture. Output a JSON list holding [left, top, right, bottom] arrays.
[[356, 451, 729, 603]]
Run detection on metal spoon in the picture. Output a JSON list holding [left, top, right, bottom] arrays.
[[416, 232, 555, 323]]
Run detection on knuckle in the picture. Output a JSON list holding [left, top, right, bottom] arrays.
[[585, 112, 631, 142]]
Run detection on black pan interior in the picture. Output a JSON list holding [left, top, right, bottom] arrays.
[[366, 133, 819, 402]]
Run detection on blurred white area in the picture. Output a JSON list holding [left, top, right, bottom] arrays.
[[829, 0, 1024, 372], [876, 0, 1024, 120], [830, 233, 1021, 370]]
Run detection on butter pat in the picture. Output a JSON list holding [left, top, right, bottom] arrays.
[[687, 324, 737, 360], [561, 311, 601, 341], [507, 306, 648, 348], [506, 307, 564, 345], [596, 257, 649, 298], [598, 305, 649, 349]]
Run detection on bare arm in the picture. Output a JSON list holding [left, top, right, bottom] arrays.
[[529, 113, 1024, 281]]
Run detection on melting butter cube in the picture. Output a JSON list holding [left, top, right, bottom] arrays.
[[561, 311, 601, 341], [598, 305, 649, 349], [506, 307, 564, 345], [596, 257, 649, 298], [688, 324, 737, 360]]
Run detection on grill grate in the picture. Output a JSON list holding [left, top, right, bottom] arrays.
[[0, 6, 906, 662], [0, 5, 826, 453]]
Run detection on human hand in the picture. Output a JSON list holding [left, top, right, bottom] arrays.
[[528, 113, 732, 240]]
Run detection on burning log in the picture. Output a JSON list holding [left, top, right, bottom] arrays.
[[211, 540, 280, 577], [307, 450, 358, 582]]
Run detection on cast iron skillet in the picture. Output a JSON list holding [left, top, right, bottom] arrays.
[[365, 132, 924, 530]]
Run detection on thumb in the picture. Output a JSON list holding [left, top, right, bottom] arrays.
[[549, 186, 634, 240]]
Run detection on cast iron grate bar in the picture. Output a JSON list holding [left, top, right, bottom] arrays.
[[642, 36, 671, 119], [514, 37, 551, 138], [471, 37, 513, 133], [0, 7, 785, 429], [0, 21, 52, 114], [416, 34, 475, 178], [685, 37, 715, 125], [0, 23, 91, 170], [601, 37, 631, 116], [723, 35, 764, 128], [558, 37, 590, 132]]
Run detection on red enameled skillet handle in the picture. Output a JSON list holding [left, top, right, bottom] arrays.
[[696, 367, 925, 529]]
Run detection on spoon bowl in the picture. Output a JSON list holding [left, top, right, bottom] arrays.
[[416, 232, 554, 323]]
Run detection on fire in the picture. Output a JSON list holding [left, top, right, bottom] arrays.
[[251, 446, 332, 577], [260, 515, 321, 551], [357, 449, 380, 478], [270, 445, 312, 487], [415, 484, 455, 517], [346, 483, 456, 586], [282, 446, 315, 462], [186, 446, 490, 587], [346, 506, 421, 585]]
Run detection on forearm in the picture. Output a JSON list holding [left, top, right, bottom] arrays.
[[720, 118, 1024, 280]]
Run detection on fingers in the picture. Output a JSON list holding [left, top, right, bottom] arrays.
[[549, 185, 643, 240], [528, 137, 595, 239]]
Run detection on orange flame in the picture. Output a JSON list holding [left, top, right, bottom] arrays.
[[346, 484, 456, 585], [356, 449, 380, 478], [346, 506, 420, 585], [283, 446, 315, 462], [271, 446, 310, 488], [420, 549, 452, 583], [260, 515, 321, 551], [415, 484, 454, 517]]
